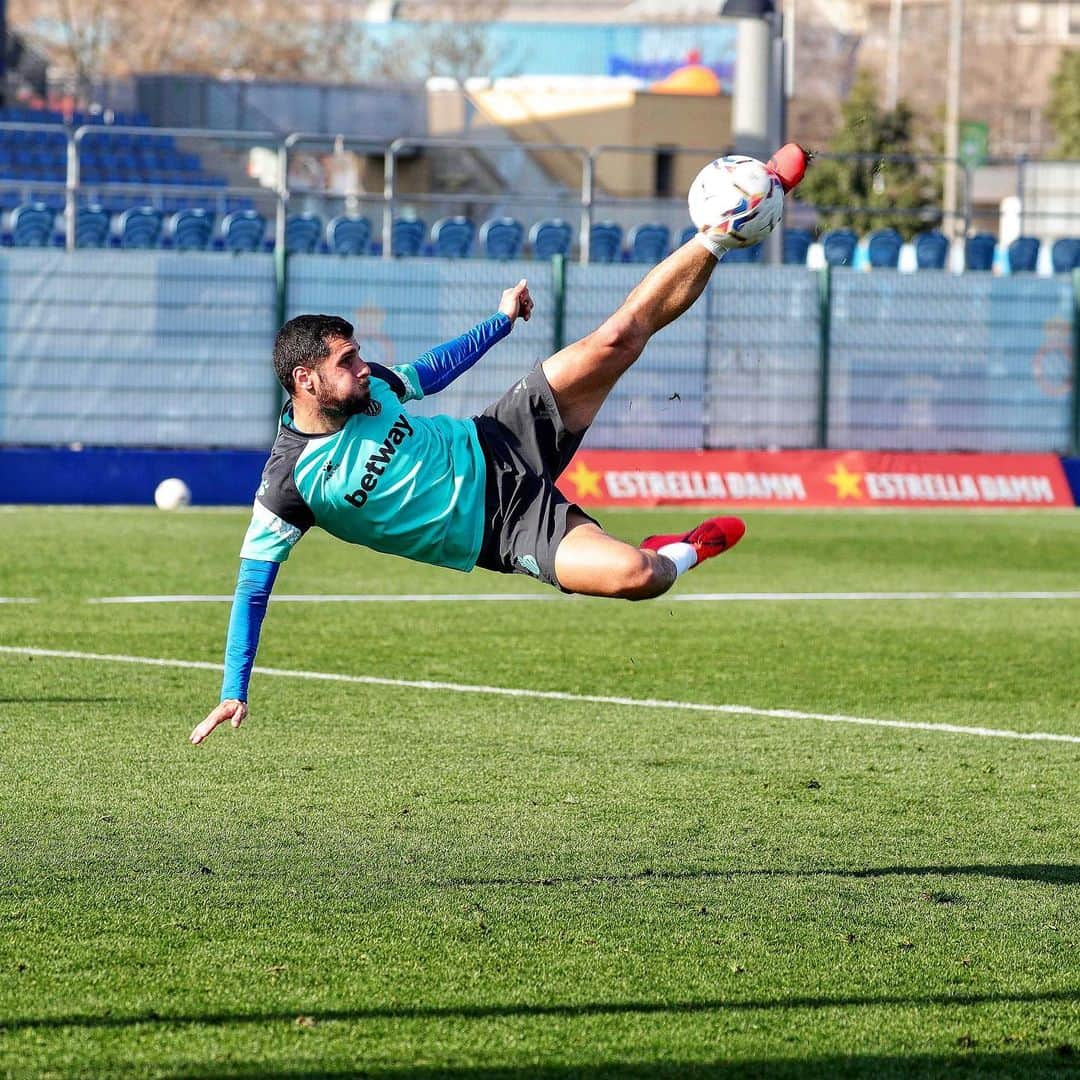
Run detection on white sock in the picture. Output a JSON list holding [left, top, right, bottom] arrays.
[[657, 541, 698, 577], [695, 231, 732, 261]]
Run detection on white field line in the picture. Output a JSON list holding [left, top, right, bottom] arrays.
[[1, 644, 1077, 745], [84, 590, 1080, 605], [0, 598, 37, 604]]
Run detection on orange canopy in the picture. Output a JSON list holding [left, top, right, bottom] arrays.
[[650, 64, 723, 96]]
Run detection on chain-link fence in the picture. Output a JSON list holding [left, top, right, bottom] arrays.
[[0, 252, 1076, 455]]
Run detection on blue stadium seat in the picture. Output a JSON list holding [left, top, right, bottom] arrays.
[[867, 228, 902, 268], [285, 212, 323, 254], [914, 229, 948, 269], [721, 242, 763, 264], [221, 210, 266, 253], [479, 217, 524, 259], [1006, 235, 1040, 273], [31, 191, 65, 212], [118, 206, 163, 249], [530, 218, 573, 259], [325, 215, 371, 255], [431, 216, 475, 258], [678, 224, 698, 247], [627, 223, 670, 264], [169, 208, 214, 251], [74, 205, 110, 248], [1050, 237, 1080, 274], [964, 233, 996, 272], [588, 221, 622, 263], [391, 217, 425, 257], [10, 202, 55, 246], [822, 228, 858, 266], [783, 226, 813, 265]]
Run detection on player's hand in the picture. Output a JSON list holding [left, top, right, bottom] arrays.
[[190, 699, 248, 745], [499, 279, 533, 324]]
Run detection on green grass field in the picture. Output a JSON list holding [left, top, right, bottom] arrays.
[[1, 506, 1078, 1079]]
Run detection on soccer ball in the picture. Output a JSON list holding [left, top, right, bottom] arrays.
[[687, 155, 784, 248], [154, 477, 191, 510]]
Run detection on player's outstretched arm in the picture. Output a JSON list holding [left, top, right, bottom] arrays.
[[394, 280, 533, 399], [189, 557, 279, 745]]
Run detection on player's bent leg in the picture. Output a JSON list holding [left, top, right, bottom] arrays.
[[542, 239, 718, 434], [553, 511, 749, 600], [553, 516, 678, 600]]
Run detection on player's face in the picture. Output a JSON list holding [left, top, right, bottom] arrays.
[[312, 336, 371, 418]]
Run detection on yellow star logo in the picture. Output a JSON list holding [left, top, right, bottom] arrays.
[[826, 463, 864, 499], [564, 459, 603, 499]]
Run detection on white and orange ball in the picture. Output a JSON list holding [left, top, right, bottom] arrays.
[[688, 155, 785, 248]]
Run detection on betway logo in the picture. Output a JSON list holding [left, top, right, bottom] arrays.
[[343, 413, 414, 508]]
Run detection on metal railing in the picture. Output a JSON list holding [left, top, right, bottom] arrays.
[[382, 135, 592, 259], [66, 123, 277, 250], [0, 120, 1079, 256]]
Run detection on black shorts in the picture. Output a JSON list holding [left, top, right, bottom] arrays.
[[472, 365, 598, 589]]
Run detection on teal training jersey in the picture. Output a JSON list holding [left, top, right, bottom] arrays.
[[240, 366, 488, 572]]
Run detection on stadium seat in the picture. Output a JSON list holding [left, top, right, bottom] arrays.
[[822, 228, 858, 266], [221, 209, 266, 253], [914, 229, 948, 270], [867, 228, 902, 269], [1006, 235, 1040, 273], [31, 191, 64, 212], [118, 206, 163, 249], [479, 217, 524, 259], [10, 201, 55, 246], [588, 221, 622, 263], [783, 227, 813, 265], [326, 215, 371, 255], [1050, 237, 1080, 274], [74, 204, 110, 248], [284, 212, 322, 254], [431, 216, 475, 258], [678, 224, 698, 247], [391, 217, 425, 257], [721, 243, 763, 264], [169, 208, 214, 252], [529, 218, 573, 259], [627, 223, 670, 264], [964, 232, 996, 272]]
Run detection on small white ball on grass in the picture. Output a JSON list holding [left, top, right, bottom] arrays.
[[154, 477, 191, 510]]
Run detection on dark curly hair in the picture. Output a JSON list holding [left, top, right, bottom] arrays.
[[273, 314, 354, 394]]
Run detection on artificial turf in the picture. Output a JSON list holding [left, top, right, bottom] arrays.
[[1, 506, 1077, 1078]]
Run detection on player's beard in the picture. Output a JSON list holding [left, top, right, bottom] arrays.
[[315, 378, 370, 422]]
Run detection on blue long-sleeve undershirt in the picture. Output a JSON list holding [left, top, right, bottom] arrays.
[[220, 558, 279, 702], [408, 312, 511, 395]]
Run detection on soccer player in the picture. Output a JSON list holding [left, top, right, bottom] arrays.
[[190, 144, 808, 745]]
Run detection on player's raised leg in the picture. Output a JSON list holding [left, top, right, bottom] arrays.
[[543, 143, 808, 435], [541, 238, 718, 435]]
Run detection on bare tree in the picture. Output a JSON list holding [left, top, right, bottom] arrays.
[[11, 0, 114, 98], [10, 0, 371, 91]]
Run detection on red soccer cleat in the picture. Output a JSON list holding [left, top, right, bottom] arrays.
[[767, 143, 811, 194], [641, 515, 746, 567]]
